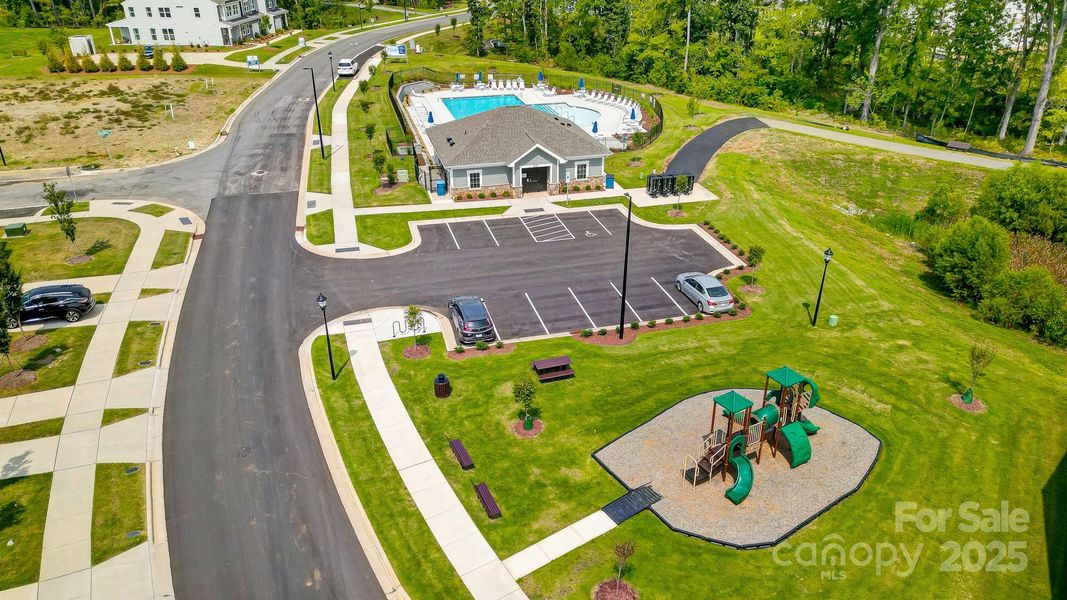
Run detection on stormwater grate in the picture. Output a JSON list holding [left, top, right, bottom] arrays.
[[343, 318, 372, 326], [179, 217, 192, 225], [124, 466, 141, 475], [335, 246, 360, 253], [524, 208, 545, 213], [306, 200, 316, 209], [138, 360, 153, 367], [126, 530, 143, 538], [112, 201, 133, 205]]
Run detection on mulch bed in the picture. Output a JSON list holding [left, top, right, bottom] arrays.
[[594, 581, 636, 600], [402, 344, 431, 360], [447, 343, 516, 361], [948, 394, 987, 414], [739, 284, 765, 295], [666, 209, 687, 218], [626, 160, 644, 167], [64, 255, 92, 265], [12, 334, 48, 353], [573, 307, 754, 346], [511, 419, 544, 438], [0, 370, 38, 392]]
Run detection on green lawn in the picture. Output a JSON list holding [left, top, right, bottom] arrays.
[[93, 292, 112, 304], [129, 203, 174, 217], [0, 27, 114, 78], [189, 64, 275, 79], [138, 288, 172, 299], [306, 210, 336, 245], [0, 417, 64, 444], [311, 335, 470, 599], [113, 321, 164, 377], [41, 201, 89, 215], [0, 328, 96, 399], [101, 408, 148, 427], [2, 217, 140, 282], [308, 150, 332, 194], [91, 463, 147, 565], [306, 79, 352, 194], [356, 207, 509, 250], [352, 129, 1066, 598], [0, 474, 53, 590], [277, 45, 311, 65], [151, 230, 191, 269], [224, 34, 303, 64]]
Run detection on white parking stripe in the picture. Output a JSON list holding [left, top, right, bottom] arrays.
[[609, 281, 642, 322], [445, 223, 461, 250], [588, 212, 613, 235], [520, 214, 576, 242], [483, 220, 500, 246], [483, 301, 502, 339], [524, 293, 550, 335], [651, 277, 687, 314], [568, 287, 597, 329]]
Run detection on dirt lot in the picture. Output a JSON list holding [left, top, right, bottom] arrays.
[[0, 75, 265, 169]]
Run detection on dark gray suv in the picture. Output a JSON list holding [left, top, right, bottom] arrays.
[[447, 296, 496, 345], [6, 284, 96, 328]]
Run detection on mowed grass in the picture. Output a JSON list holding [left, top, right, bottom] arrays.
[[355, 207, 509, 250], [113, 321, 164, 377], [307, 79, 352, 194], [305, 210, 336, 245], [129, 203, 174, 217], [364, 130, 1066, 598], [151, 230, 191, 269], [311, 335, 470, 599], [0, 328, 96, 399], [2, 218, 140, 282], [0, 27, 113, 77], [224, 34, 303, 64], [91, 463, 146, 565], [0, 417, 64, 444], [101, 408, 148, 427], [0, 474, 53, 590], [41, 201, 89, 215]]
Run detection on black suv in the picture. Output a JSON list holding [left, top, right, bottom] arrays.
[[7, 284, 96, 328], [448, 296, 496, 345]]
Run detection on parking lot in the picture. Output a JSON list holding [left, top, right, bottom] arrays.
[[401, 209, 736, 339]]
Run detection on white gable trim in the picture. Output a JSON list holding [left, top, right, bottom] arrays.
[[506, 143, 566, 167]]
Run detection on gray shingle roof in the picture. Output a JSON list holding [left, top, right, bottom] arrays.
[[426, 106, 609, 168]]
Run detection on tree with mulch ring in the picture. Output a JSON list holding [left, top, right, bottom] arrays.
[[11, 334, 48, 354], [666, 209, 687, 218], [738, 274, 765, 296], [43, 183, 90, 265], [512, 376, 541, 435], [511, 418, 544, 438], [595, 540, 637, 600], [0, 327, 37, 392], [950, 343, 994, 414], [626, 159, 643, 167], [401, 305, 431, 359]]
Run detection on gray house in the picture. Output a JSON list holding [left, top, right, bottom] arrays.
[[425, 106, 610, 197]]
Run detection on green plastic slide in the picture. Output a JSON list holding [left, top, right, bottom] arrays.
[[780, 422, 812, 468], [798, 417, 820, 434], [725, 434, 753, 504], [800, 376, 821, 407]]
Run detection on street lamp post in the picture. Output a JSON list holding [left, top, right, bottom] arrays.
[[317, 292, 336, 380], [617, 192, 634, 339], [304, 67, 326, 159], [811, 248, 834, 327], [328, 51, 336, 92]]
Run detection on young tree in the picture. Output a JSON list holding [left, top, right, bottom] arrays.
[[372, 149, 387, 173], [0, 250, 23, 331], [42, 183, 79, 255], [404, 305, 423, 350], [117, 51, 134, 71], [137, 50, 152, 71], [614, 540, 636, 591], [171, 47, 188, 71], [358, 99, 372, 114], [450, 16, 458, 36], [435, 23, 441, 38], [1022, 0, 1067, 156], [153, 49, 169, 71], [513, 376, 536, 429], [358, 79, 370, 94], [0, 313, 13, 372], [964, 343, 995, 404], [81, 54, 99, 72], [98, 52, 117, 72], [364, 123, 376, 140]]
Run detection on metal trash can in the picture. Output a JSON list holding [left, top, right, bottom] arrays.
[[827, 315, 839, 327], [605, 174, 615, 189], [433, 373, 451, 398], [435, 179, 447, 196], [3, 223, 27, 237]]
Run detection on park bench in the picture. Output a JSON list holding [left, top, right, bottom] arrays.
[[474, 482, 501, 519], [449, 438, 474, 470], [947, 141, 972, 151], [531, 355, 574, 382]]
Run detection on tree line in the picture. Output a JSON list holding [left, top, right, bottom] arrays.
[[464, 0, 1067, 157]]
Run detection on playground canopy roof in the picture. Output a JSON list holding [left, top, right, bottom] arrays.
[[767, 366, 807, 388], [713, 391, 753, 416]]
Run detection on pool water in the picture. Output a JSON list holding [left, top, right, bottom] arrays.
[[442, 95, 603, 131]]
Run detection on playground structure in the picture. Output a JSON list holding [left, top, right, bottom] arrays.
[[682, 366, 821, 505]]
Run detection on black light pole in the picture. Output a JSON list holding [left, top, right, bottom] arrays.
[[317, 292, 336, 380], [617, 192, 634, 339], [328, 51, 336, 91], [304, 67, 326, 159], [403, 0, 408, 21], [811, 247, 833, 327]]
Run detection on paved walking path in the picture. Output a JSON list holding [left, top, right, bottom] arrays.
[[0, 200, 202, 600], [341, 317, 526, 600], [502, 511, 616, 579]]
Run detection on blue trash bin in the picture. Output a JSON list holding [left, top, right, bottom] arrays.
[[435, 179, 447, 196], [605, 174, 615, 189]]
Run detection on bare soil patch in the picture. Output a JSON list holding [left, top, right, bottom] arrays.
[[666, 209, 687, 218], [594, 581, 636, 600], [626, 160, 644, 167], [739, 284, 765, 295], [0, 370, 37, 392], [948, 394, 987, 414], [402, 344, 431, 360], [511, 419, 544, 439], [448, 343, 517, 361], [11, 334, 48, 353], [63, 254, 93, 265]]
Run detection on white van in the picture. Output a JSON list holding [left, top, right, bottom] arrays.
[[337, 58, 358, 77]]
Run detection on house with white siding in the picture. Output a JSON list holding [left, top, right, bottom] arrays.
[[425, 106, 611, 198], [107, 0, 288, 47]]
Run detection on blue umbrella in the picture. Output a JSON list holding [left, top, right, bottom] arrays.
[[538, 70, 544, 82], [578, 77, 585, 89], [630, 107, 636, 120], [455, 72, 460, 82], [592, 120, 598, 133], [428, 111, 434, 124], [476, 71, 481, 81]]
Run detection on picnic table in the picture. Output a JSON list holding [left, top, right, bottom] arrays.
[[531, 355, 574, 382]]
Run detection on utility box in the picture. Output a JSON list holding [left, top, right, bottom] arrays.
[[4, 223, 28, 237], [68, 35, 97, 57]]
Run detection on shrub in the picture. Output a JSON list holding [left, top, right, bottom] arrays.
[[580, 328, 593, 337], [358, 99, 372, 113], [730, 243, 738, 249], [495, 340, 504, 349], [502, 190, 511, 198], [738, 302, 747, 310], [137, 51, 152, 71], [596, 184, 602, 190], [466, 193, 473, 199], [386, 167, 397, 185], [735, 265, 745, 271], [478, 192, 486, 199], [715, 274, 723, 280], [490, 191, 497, 198], [454, 345, 465, 353], [65, 52, 82, 73], [665, 317, 674, 325], [703, 220, 711, 226], [682, 314, 691, 323], [597, 328, 607, 336], [584, 184, 591, 190], [117, 52, 134, 71], [978, 266, 1066, 345], [630, 320, 639, 330], [364, 123, 376, 140], [98, 53, 117, 72], [81, 55, 99, 73], [475, 341, 489, 351], [931, 216, 1011, 302], [153, 50, 169, 71], [36, 38, 51, 55], [615, 325, 623, 335], [455, 195, 463, 202], [647, 319, 657, 328], [973, 163, 1067, 243], [748, 245, 765, 266], [713, 312, 722, 318], [171, 48, 188, 71], [916, 185, 967, 226], [46, 50, 65, 73], [723, 268, 731, 275], [695, 312, 704, 320], [371, 150, 386, 173], [728, 308, 738, 316]]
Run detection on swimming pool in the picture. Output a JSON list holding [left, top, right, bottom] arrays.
[[442, 95, 603, 130]]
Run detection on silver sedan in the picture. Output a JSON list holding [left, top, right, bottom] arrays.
[[675, 271, 734, 314]]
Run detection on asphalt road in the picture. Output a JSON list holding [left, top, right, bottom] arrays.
[[665, 116, 767, 175]]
